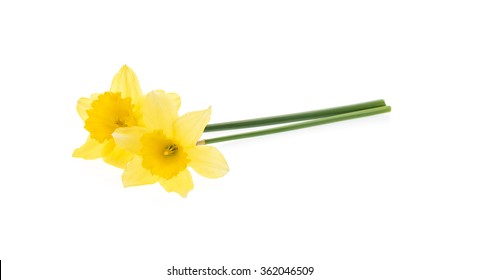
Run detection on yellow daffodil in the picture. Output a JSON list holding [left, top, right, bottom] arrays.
[[73, 65, 180, 168], [112, 91, 229, 197]]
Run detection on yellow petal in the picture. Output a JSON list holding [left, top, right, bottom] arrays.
[[166, 92, 181, 110], [186, 146, 229, 178], [112, 126, 148, 154], [76, 93, 100, 121], [110, 65, 142, 104], [102, 139, 134, 168], [174, 107, 211, 147], [72, 137, 105, 159], [122, 156, 159, 187], [142, 90, 179, 137], [158, 169, 194, 197], [76, 97, 91, 121]]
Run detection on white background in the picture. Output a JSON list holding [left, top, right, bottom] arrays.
[[1, 0, 478, 279]]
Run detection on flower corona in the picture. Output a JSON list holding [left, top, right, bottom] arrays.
[[85, 92, 139, 143]]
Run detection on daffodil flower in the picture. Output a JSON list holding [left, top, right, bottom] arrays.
[[112, 91, 229, 197], [73, 65, 180, 168]]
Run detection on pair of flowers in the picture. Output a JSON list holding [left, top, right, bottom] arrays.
[[74, 65, 391, 198], [73, 65, 228, 197]]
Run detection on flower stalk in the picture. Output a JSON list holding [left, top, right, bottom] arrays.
[[200, 105, 391, 145], [204, 99, 386, 132]]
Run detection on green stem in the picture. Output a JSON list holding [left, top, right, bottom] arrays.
[[202, 106, 391, 144], [204, 99, 386, 132]]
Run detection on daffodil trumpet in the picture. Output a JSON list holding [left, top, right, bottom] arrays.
[[199, 105, 391, 145], [204, 99, 387, 132]]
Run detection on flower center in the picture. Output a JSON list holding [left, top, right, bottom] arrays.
[[163, 144, 178, 156], [140, 131, 189, 179], [115, 119, 128, 127], [85, 92, 138, 143]]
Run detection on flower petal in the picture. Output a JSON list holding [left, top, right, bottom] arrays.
[[166, 92, 181, 110], [158, 169, 194, 198], [110, 65, 142, 104], [174, 107, 211, 147], [122, 156, 159, 187], [76, 97, 91, 121], [142, 90, 179, 137], [72, 137, 105, 159], [112, 126, 148, 154], [101, 139, 134, 168], [76, 93, 100, 121], [187, 146, 229, 178]]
